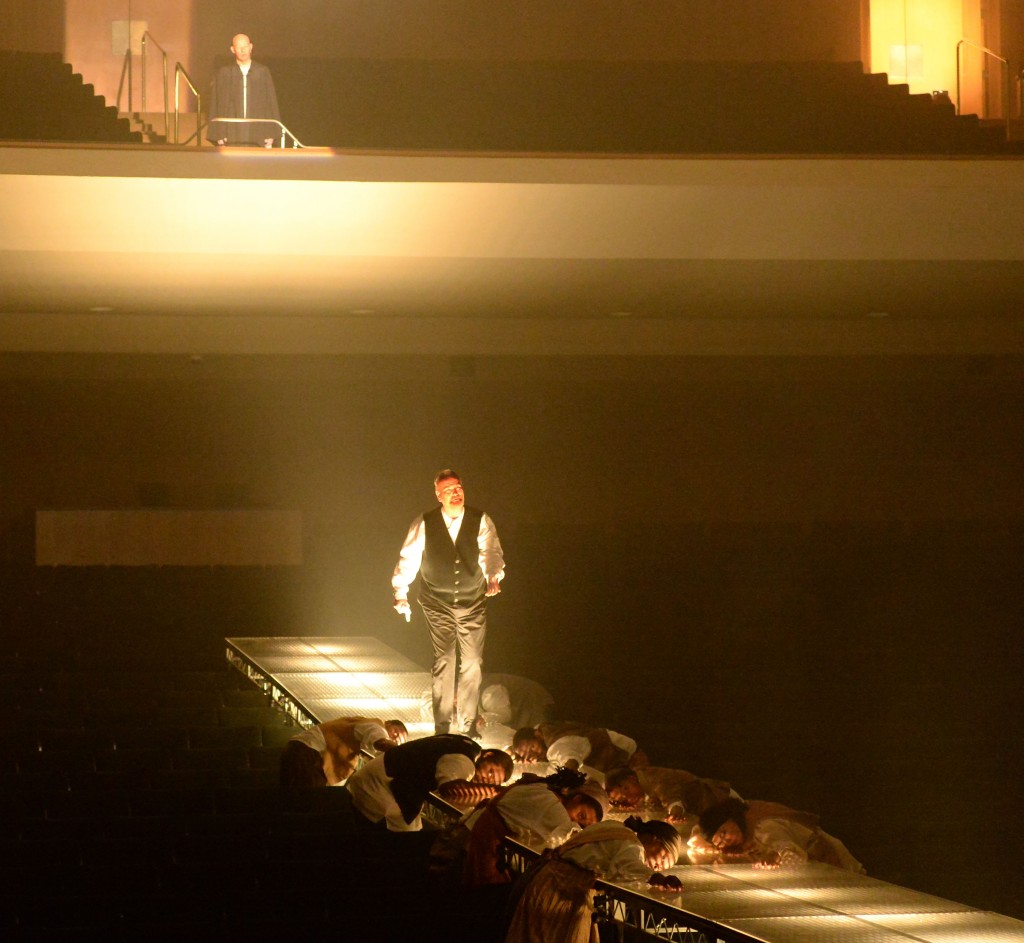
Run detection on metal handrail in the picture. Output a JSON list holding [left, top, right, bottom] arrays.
[[956, 38, 1010, 138], [140, 31, 169, 142], [174, 62, 202, 146], [115, 46, 131, 114], [206, 116, 305, 149]]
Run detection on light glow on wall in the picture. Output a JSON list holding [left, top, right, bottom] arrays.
[[870, 0, 965, 98]]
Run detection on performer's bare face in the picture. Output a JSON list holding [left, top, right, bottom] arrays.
[[435, 477, 464, 515], [641, 835, 678, 871], [231, 35, 253, 64], [511, 733, 545, 763], [564, 796, 600, 828], [711, 819, 744, 850], [473, 758, 507, 785], [608, 777, 645, 810]]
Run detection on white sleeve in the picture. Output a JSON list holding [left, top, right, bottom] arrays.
[[604, 839, 656, 883], [352, 721, 389, 754], [478, 513, 505, 582], [565, 837, 653, 883], [435, 753, 477, 785], [545, 735, 591, 769], [754, 819, 811, 865], [499, 787, 578, 846], [606, 729, 638, 758], [392, 516, 425, 598]]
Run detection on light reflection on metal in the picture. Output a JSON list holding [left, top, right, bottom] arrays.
[[498, 838, 1024, 943], [225, 636, 433, 734]]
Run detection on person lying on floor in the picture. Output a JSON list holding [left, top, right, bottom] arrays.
[[279, 716, 408, 788], [503, 815, 683, 943], [346, 733, 513, 831], [463, 770, 611, 887], [690, 796, 865, 873], [510, 720, 649, 781], [474, 672, 555, 737], [604, 764, 737, 828]]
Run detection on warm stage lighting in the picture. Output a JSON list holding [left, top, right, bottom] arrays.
[[228, 636, 432, 732]]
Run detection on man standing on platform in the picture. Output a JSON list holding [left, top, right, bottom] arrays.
[[392, 469, 505, 736], [207, 33, 280, 147]]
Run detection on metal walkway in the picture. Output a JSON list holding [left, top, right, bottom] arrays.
[[502, 841, 1024, 943], [226, 635, 434, 737], [226, 636, 1024, 943]]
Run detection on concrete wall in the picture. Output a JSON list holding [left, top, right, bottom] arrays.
[[1, 0, 64, 53], [62, 0, 192, 112], [57, 0, 867, 111], [191, 0, 864, 77]]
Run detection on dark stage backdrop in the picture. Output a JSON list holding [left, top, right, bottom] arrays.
[[0, 352, 1021, 917]]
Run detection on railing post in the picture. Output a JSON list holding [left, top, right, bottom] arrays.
[[115, 47, 131, 114], [1004, 61, 1011, 139], [141, 32, 147, 115], [956, 38, 1012, 139], [956, 39, 963, 115], [174, 63, 204, 146], [162, 54, 169, 143]]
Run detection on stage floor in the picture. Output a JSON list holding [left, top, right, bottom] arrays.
[[596, 859, 1024, 943], [226, 634, 435, 737], [226, 635, 1024, 942]]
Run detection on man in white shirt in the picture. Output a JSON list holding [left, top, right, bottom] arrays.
[[392, 469, 505, 735]]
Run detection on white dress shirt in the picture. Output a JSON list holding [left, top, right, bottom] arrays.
[[392, 509, 504, 599], [346, 751, 477, 832], [493, 782, 580, 847], [559, 821, 654, 883]]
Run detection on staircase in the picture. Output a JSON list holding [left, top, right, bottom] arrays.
[[0, 51, 141, 143], [120, 111, 202, 145]]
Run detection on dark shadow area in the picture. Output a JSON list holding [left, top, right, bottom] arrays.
[[0, 353, 1021, 933]]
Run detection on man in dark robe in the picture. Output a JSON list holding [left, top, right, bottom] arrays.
[[207, 33, 280, 147]]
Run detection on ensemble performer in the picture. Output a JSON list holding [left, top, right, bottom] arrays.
[[278, 716, 408, 788], [503, 816, 682, 942], [691, 797, 866, 873], [392, 469, 505, 736], [463, 773, 610, 888], [345, 734, 512, 832], [207, 33, 281, 147], [604, 764, 736, 826], [511, 721, 649, 780]]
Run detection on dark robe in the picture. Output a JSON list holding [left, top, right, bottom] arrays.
[[207, 61, 280, 145]]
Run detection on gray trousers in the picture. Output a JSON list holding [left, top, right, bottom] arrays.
[[421, 594, 487, 735]]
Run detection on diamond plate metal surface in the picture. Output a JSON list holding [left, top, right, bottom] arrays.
[[782, 884, 976, 916], [227, 637, 432, 728], [661, 888, 826, 919], [860, 910, 1024, 941], [724, 914, 922, 942]]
